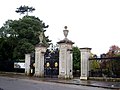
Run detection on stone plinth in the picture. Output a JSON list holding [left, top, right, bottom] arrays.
[[80, 48, 91, 80], [25, 54, 31, 75], [58, 40, 74, 79], [34, 44, 47, 77]]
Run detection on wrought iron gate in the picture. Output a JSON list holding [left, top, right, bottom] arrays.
[[44, 48, 59, 77]]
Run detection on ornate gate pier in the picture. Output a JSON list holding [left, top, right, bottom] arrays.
[[58, 26, 74, 79], [34, 32, 47, 77]]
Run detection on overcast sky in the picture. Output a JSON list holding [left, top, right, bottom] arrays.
[[0, 0, 120, 55]]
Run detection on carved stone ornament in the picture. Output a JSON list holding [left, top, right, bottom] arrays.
[[63, 26, 69, 39], [39, 32, 43, 44]]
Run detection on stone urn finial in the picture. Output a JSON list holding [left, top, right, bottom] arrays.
[[63, 26, 69, 39]]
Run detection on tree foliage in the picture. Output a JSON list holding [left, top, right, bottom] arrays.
[[0, 16, 51, 60], [72, 46, 80, 70], [106, 45, 120, 76], [90, 60, 100, 70], [16, 5, 35, 15], [107, 45, 120, 57], [89, 54, 100, 71], [98, 45, 120, 77]]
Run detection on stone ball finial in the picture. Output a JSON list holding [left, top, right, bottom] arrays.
[[64, 26, 67, 30]]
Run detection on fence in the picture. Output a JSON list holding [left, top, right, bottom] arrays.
[[89, 57, 120, 78], [0, 60, 14, 72], [0, 60, 25, 73]]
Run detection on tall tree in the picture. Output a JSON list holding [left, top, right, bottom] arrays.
[[106, 45, 120, 76], [0, 16, 51, 60], [16, 5, 35, 15], [107, 45, 120, 57]]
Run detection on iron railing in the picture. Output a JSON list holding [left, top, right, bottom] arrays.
[[89, 57, 120, 78]]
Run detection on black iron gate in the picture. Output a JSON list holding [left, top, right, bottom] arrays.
[[44, 48, 59, 78]]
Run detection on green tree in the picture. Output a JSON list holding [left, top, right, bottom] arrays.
[[89, 54, 100, 70], [106, 45, 120, 76], [73, 46, 80, 70], [16, 5, 35, 15], [90, 60, 100, 70], [0, 16, 51, 60]]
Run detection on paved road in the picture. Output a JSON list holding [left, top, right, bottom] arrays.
[[0, 76, 113, 90]]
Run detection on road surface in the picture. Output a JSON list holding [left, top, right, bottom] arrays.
[[0, 76, 113, 90]]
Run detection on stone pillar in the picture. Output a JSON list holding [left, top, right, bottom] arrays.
[[34, 45, 46, 77], [58, 43, 73, 79], [80, 48, 91, 80], [58, 26, 74, 79], [25, 54, 31, 75]]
